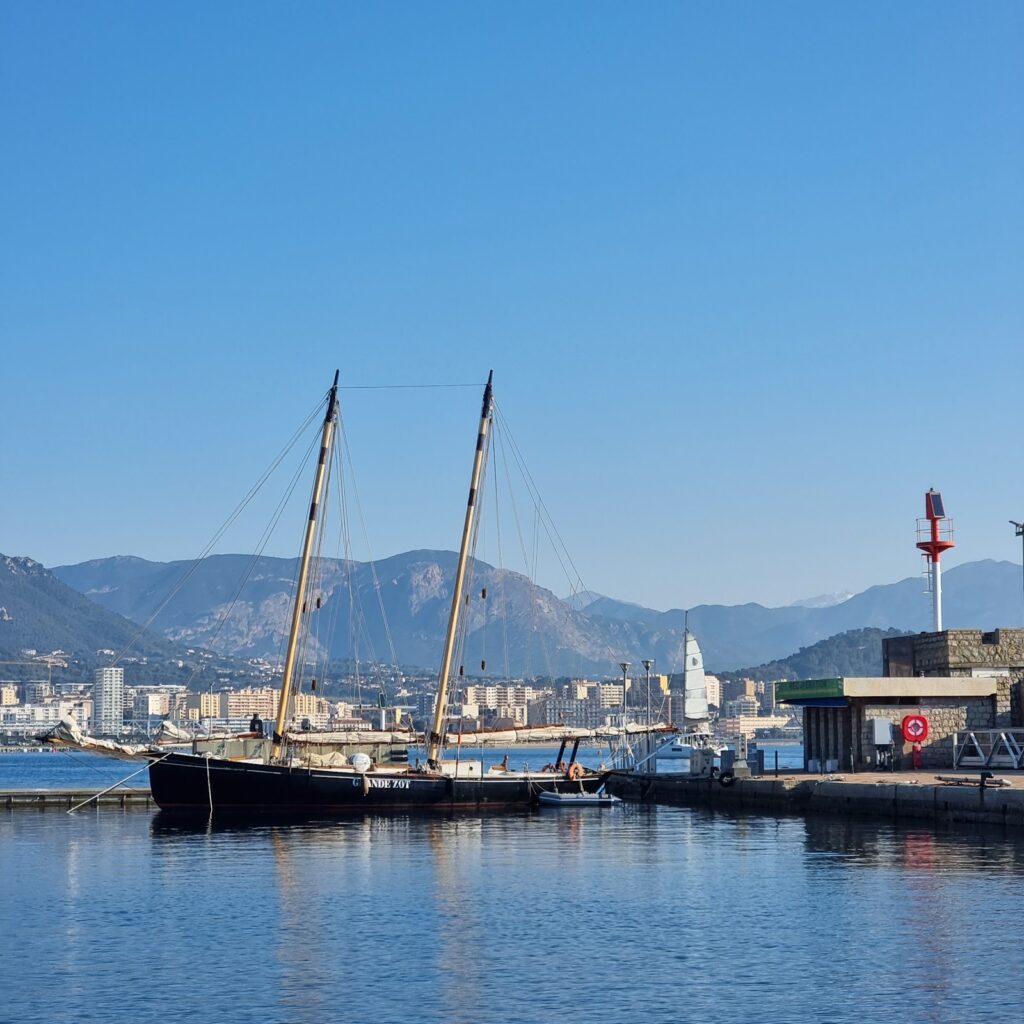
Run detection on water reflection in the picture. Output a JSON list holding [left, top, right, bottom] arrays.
[[801, 815, 1024, 874], [6, 804, 1024, 1023]]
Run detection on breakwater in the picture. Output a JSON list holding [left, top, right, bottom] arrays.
[[606, 769, 1024, 829]]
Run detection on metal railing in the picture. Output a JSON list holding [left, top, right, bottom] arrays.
[[952, 730, 1024, 769]]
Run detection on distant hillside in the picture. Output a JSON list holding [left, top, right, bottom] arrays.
[[54, 551, 697, 677], [717, 628, 907, 683], [53, 553, 1024, 675], [0, 554, 255, 688]]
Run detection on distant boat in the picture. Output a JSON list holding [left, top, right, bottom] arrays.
[[634, 624, 725, 771], [538, 790, 621, 808], [148, 372, 606, 815]]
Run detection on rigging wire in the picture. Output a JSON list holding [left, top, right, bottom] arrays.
[[180, 428, 323, 694], [490, 438, 512, 683], [492, 400, 590, 599], [108, 398, 326, 669], [312, 439, 349, 699], [491, 420, 544, 681], [337, 383, 483, 391], [336, 406, 401, 700]]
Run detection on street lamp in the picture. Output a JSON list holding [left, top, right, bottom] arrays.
[[618, 662, 631, 769], [642, 658, 655, 761], [642, 659, 654, 727]]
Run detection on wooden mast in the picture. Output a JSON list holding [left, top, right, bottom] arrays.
[[270, 371, 340, 760], [427, 371, 493, 768]]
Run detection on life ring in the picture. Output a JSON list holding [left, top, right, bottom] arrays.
[[567, 763, 584, 781]]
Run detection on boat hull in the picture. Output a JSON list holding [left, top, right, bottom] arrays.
[[537, 792, 621, 807], [149, 753, 606, 816]]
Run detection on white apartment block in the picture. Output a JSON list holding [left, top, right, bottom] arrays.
[[93, 667, 125, 735], [464, 684, 546, 709], [705, 674, 721, 708], [1, 699, 91, 736]]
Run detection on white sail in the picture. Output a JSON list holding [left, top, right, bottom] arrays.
[[682, 631, 709, 723]]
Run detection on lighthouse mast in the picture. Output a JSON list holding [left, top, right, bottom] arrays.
[[916, 489, 955, 632]]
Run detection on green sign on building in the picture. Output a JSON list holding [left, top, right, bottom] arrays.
[[775, 678, 845, 703]]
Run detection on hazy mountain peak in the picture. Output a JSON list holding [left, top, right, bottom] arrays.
[[1, 555, 47, 577], [789, 591, 855, 609]]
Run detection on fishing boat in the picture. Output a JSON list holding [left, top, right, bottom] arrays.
[[148, 371, 606, 815]]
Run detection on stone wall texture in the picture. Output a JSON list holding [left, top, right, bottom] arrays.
[[857, 698, 995, 769], [882, 628, 1024, 727]]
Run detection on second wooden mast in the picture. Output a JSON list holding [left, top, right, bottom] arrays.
[[426, 371, 494, 768], [270, 370, 340, 760]]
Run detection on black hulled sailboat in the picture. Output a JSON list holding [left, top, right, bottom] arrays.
[[148, 372, 606, 815]]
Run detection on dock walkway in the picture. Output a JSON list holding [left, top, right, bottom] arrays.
[[606, 769, 1024, 830], [2, 788, 154, 810]]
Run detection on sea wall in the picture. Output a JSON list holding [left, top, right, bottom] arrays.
[[606, 770, 1024, 830]]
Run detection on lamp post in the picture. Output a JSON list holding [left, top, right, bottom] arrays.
[[642, 658, 654, 760], [1012, 520, 1024, 625], [642, 659, 654, 727], [618, 662, 630, 769]]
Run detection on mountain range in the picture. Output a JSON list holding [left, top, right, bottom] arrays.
[[0, 554, 249, 688], [50, 551, 1024, 676]]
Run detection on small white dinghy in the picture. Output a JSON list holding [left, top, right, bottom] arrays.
[[537, 790, 621, 808]]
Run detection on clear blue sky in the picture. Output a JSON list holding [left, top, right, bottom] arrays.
[[2, 2, 1022, 611]]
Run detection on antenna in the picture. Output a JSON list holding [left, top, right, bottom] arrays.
[[915, 489, 955, 632]]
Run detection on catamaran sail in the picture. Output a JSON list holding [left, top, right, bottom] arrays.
[[681, 630, 709, 725], [632, 627, 724, 770]]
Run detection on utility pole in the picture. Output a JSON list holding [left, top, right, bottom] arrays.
[[1012, 520, 1024, 626]]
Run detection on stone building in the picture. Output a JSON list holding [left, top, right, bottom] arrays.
[[779, 676, 1010, 771], [781, 628, 1024, 771], [883, 628, 1024, 720]]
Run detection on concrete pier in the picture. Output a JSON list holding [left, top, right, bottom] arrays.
[[606, 770, 1024, 829], [2, 788, 154, 810]]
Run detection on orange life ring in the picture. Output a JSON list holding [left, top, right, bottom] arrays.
[[567, 762, 584, 781]]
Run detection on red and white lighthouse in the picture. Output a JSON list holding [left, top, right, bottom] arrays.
[[916, 489, 955, 632]]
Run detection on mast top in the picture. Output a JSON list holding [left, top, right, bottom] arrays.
[[482, 370, 493, 416], [326, 370, 340, 420]]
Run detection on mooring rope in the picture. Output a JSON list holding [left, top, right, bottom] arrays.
[[66, 753, 171, 814]]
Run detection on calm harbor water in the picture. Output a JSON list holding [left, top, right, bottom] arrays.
[[3, 747, 1020, 1023]]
